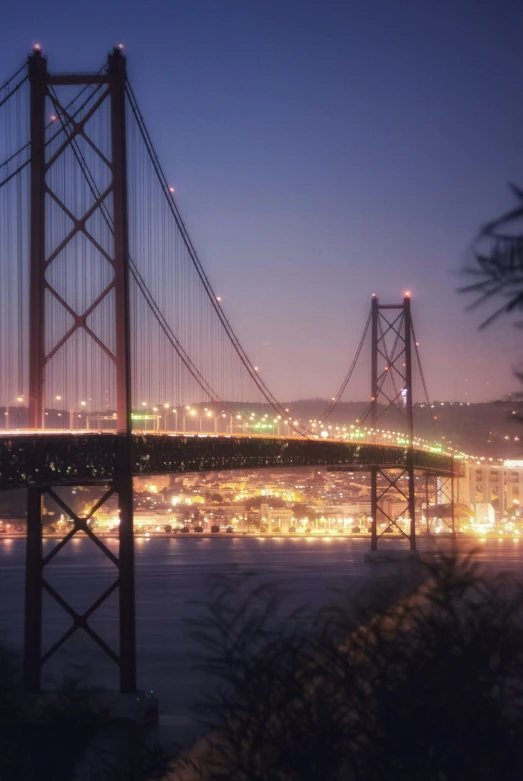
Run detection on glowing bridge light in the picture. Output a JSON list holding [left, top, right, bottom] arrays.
[[169, 186, 175, 193]]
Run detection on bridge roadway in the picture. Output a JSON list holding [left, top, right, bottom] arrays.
[[0, 431, 459, 490]]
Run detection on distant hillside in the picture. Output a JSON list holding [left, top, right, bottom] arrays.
[[283, 399, 523, 459]]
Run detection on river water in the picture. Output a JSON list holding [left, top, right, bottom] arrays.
[[1, 535, 521, 743]]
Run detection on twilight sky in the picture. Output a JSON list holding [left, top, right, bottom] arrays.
[[3, 0, 523, 403]]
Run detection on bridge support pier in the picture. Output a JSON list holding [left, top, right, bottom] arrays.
[[370, 464, 417, 551], [23, 487, 43, 692], [370, 467, 378, 550], [116, 435, 136, 693], [22, 456, 136, 694], [422, 466, 457, 535]]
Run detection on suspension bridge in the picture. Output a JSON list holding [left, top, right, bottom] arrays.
[[0, 48, 462, 694]]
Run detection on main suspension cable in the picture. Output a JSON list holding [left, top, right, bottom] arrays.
[[0, 73, 27, 112], [0, 65, 106, 185], [125, 78, 307, 435], [321, 308, 371, 422], [411, 322, 431, 408], [0, 62, 27, 93], [47, 84, 225, 405]]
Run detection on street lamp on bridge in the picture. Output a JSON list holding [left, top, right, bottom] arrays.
[[69, 400, 87, 431], [200, 409, 215, 433], [163, 404, 178, 432], [221, 411, 234, 434], [182, 407, 196, 432], [4, 395, 25, 430]]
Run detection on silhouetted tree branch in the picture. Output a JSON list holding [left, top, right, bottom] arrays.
[[461, 184, 523, 329], [190, 554, 523, 780]]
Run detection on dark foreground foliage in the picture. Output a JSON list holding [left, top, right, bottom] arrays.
[[3, 553, 523, 780], [0, 659, 174, 781], [193, 553, 523, 781]]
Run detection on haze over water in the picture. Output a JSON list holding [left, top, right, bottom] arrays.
[[1, 534, 521, 743]]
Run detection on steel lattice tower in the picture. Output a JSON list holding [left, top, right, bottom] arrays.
[[24, 48, 135, 694], [369, 295, 417, 551]]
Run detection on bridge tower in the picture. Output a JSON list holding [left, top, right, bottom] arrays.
[[369, 294, 417, 551], [24, 48, 136, 693]]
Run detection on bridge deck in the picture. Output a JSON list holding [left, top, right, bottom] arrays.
[[0, 433, 459, 490]]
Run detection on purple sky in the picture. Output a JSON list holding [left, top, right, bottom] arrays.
[[3, 0, 523, 403]]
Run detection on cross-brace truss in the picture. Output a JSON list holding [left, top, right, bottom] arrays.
[[422, 471, 456, 534], [23, 482, 131, 690]]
